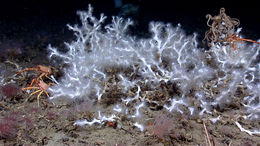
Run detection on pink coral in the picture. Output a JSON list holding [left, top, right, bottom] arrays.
[[45, 111, 57, 120], [0, 111, 34, 138], [74, 100, 93, 113], [1, 84, 20, 98], [0, 112, 21, 139], [0, 39, 24, 61], [2, 111, 21, 125], [152, 114, 173, 139], [0, 122, 18, 138]]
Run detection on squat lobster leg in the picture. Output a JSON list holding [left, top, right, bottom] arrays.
[[225, 34, 260, 51], [16, 67, 39, 75]]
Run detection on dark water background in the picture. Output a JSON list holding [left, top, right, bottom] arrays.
[[0, 0, 259, 46]]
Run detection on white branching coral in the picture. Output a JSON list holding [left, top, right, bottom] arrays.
[[47, 5, 260, 129], [209, 41, 260, 119]]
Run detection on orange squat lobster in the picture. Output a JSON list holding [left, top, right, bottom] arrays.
[[16, 65, 52, 80], [22, 79, 54, 106], [225, 33, 260, 51], [16, 65, 54, 106]]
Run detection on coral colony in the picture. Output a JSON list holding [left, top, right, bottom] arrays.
[[47, 5, 259, 133]]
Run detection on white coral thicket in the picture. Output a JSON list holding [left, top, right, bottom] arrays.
[[48, 5, 260, 129]]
